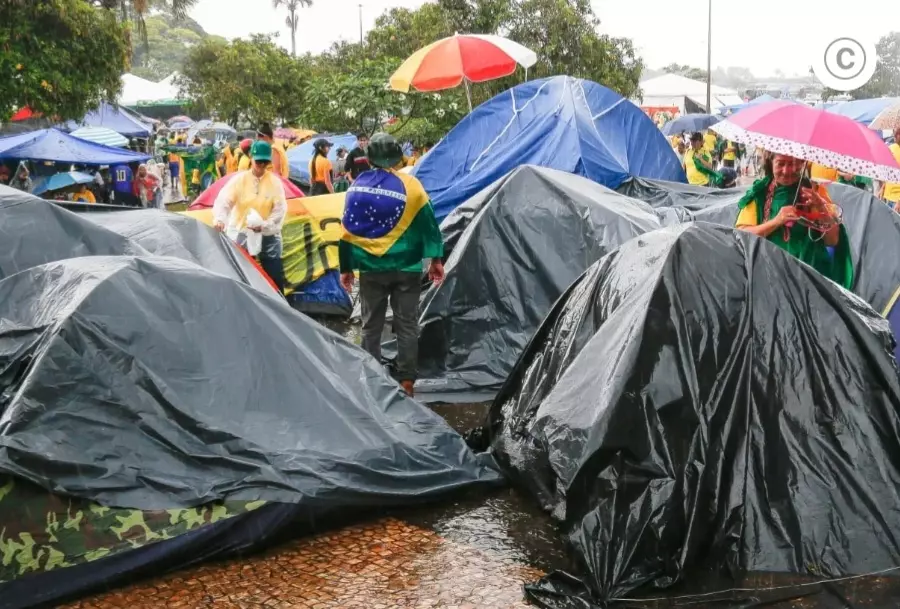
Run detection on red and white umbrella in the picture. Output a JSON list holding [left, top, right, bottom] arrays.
[[390, 34, 537, 111]]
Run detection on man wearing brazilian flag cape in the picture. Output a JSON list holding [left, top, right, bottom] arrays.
[[339, 133, 445, 397]]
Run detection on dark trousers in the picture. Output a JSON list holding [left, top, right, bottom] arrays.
[[239, 233, 285, 294], [359, 272, 421, 382], [309, 182, 329, 196]]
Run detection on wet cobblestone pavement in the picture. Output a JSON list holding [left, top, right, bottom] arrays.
[[65, 399, 571, 609]]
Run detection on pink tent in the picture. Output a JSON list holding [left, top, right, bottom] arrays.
[[188, 172, 304, 211]]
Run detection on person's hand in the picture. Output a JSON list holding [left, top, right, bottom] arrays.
[[214, 221, 226, 232], [799, 187, 832, 215], [428, 261, 445, 286], [341, 272, 355, 292], [248, 225, 262, 233], [775, 205, 800, 226]]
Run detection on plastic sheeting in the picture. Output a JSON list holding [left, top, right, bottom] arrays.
[[411, 76, 687, 222], [0, 256, 499, 509], [411, 171, 900, 402], [0, 128, 150, 164], [619, 178, 900, 313], [62, 101, 153, 138], [409, 166, 662, 402], [80, 208, 280, 297], [0, 186, 277, 297], [485, 223, 900, 608]]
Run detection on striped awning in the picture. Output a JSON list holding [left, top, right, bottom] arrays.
[[70, 126, 129, 147]]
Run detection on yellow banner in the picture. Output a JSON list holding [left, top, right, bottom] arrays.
[[180, 193, 347, 294]]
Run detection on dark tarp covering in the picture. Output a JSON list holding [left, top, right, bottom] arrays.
[[0, 256, 500, 509], [620, 178, 900, 313], [80, 208, 279, 297], [410, 166, 662, 402], [407, 171, 900, 403], [483, 223, 900, 608], [0, 187, 278, 297]]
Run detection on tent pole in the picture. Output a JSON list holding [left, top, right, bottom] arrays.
[[465, 79, 473, 113]]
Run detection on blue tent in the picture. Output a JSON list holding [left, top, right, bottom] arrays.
[[718, 93, 779, 115], [411, 76, 687, 222], [827, 98, 900, 126], [0, 129, 151, 164], [287, 133, 356, 184], [63, 102, 152, 138]]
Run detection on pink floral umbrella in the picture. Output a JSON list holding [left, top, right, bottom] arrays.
[[712, 100, 900, 182]]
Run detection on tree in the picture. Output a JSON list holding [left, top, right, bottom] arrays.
[[822, 32, 900, 101], [663, 63, 709, 82], [298, 52, 465, 141], [0, 0, 130, 121], [131, 12, 223, 80], [367, 0, 643, 104], [178, 35, 309, 126], [272, 0, 312, 57], [92, 0, 198, 49]]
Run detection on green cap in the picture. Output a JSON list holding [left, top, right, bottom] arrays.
[[250, 140, 272, 162], [367, 133, 404, 169]]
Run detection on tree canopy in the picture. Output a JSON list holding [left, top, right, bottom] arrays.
[[177, 0, 645, 141], [178, 34, 308, 126], [0, 0, 130, 121], [131, 11, 224, 81], [822, 32, 900, 100]]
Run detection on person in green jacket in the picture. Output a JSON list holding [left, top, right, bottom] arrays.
[[339, 133, 445, 397]]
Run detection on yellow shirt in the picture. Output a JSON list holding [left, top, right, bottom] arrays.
[[883, 143, 900, 203], [73, 189, 96, 203], [722, 141, 737, 161], [237, 152, 251, 172], [309, 155, 332, 184], [270, 140, 290, 178], [810, 163, 839, 183], [704, 132, 718, 153], [684, 149, 710, 186]]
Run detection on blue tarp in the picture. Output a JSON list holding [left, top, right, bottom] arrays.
[[411, 76, 687, 222], [287, 133, 356, 184], [718, 93, 779, 115], [63, 101, 152, 138], [0, 129, 150, 165], [828, 98, 900, 126]]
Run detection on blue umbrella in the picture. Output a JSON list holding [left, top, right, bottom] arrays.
[[31, 171, 96, 195], [661, 114, 720, 136], [828, 98, 900, 126]]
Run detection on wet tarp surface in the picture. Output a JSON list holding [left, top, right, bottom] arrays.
[[0, 128, 150, 164], [81, 208, 279, 297], [410, 166, 662, 401], [414, 172, 900, 403], [0, 185, 148, 279], [0, 256, 500, 510], [62, 101, 153, 138], [0, 187, 277, 296], [620, 178, 900, 313], [485, 223, 900, 608], [412, 76, 687, 222]]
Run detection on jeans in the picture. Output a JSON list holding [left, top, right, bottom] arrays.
[[238, 233, 285, 294], [359, 272, 421, 382]]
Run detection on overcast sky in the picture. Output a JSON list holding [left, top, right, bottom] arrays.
[[189, 0, 897, 77]]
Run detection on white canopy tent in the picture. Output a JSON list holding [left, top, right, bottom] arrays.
[[638, 74, 743, 114], [119, 73, 182, 107]]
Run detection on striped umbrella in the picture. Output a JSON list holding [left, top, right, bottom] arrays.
[[390, 34, 537, 111], [70, 126, 128, 147]]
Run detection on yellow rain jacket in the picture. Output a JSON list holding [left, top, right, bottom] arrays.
[[212, 170, 288, 234]]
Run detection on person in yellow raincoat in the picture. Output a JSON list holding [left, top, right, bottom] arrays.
[[212, 141, 287, 293]]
